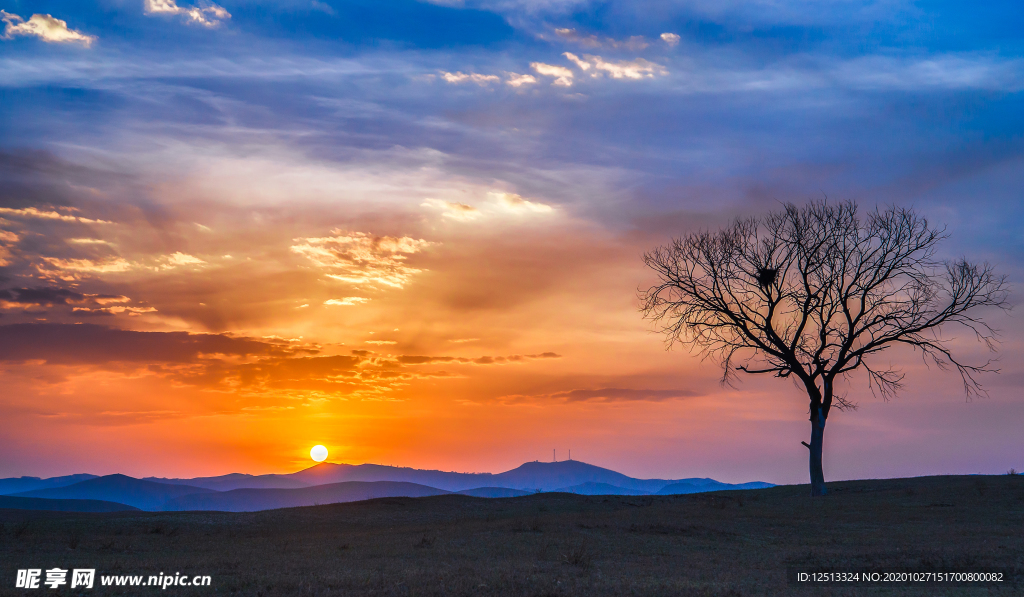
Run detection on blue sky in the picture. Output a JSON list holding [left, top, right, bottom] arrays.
[[0, 1, 1022, 480], [4, 1, 1024, 232]]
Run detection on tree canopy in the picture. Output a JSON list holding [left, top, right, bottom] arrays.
[[640, 200, 1008, 495]]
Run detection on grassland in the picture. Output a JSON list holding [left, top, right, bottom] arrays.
[[2, 475, 1022, 596]]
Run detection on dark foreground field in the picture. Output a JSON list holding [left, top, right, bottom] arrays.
[[2, 475, 1022, 596]]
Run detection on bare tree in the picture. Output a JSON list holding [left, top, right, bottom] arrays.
[[640, 201, 1008, 496]]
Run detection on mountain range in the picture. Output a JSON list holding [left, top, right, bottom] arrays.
[[0, 495, 140, 513], [0, 460, 773, 512], [13, 474, 214, 510], [0, 473, 98, 495], [162, 481, 451, 512], [143, 460, 764, 493]]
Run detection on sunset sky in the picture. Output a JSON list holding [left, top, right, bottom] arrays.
[[1, 0, 1022, 484]]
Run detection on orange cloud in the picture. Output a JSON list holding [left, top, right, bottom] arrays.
[[0, 206, 110, 223], [291, 230, 434, 288], [324, 297, 370, 306], [500, 387, 699, 404]]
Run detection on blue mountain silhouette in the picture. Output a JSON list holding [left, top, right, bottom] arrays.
[[2, 461, 773, 512]]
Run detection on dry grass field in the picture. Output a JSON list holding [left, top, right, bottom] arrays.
[[2, 475, 1022, 596]]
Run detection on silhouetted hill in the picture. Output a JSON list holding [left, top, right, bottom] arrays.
[[0, 474, 98, 495], [286, 463, 495, 491], [486, 461, 671, 492], [456, 487, 532, 497], [161, 481, 450, 512], [552, 482, 650, 496], [3, 475, 1021, 596], [730, 482, 774, 491], [13, 474, 214, 511], [7, 461, 773, 504], [281, 460, 745, 493], [656, 480, 774, 495], [144, 473, 309, 491], [0, 495, 139, 512]]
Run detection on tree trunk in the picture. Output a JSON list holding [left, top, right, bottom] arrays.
[[809, 406, 827, 496]]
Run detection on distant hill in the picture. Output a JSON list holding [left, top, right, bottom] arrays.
[[161, 481, 450, 512], [0, 474, 98, 495], [553, 482, 650, 496], [488, 461, 680, 492], [657, 481, 774, 495], [144, 473, 309, 492], [0, 495, 139, 512], [457, 487, 532, 498], [5, 461, 774, 510], [13, 474, 215, 511], [276, 460, 761, 494], [146, 463, 499, 492], [285, 463, 496, 491]]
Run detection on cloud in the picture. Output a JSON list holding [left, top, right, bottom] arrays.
[[396, 352, 560, 365], [554, 27, 602, 48], [0, 206, 111, 224], [0, 11, 95, 46], [0, 288, 87, 312], [157, 252, 205, 269], [441, 71, 501, 85], [310, 1, 336, 15], [583, 55, 668, 79], [503, 387, 698, 403], [530, 62, 574, 86], [0, 287, 141, 315], [72, 305, 157, 317], [291, 230, 434, 289], [423, 192, 555, 221], [39, 257, 133, 274], [834, 55, 1024, 91], [490, 192, 554, 213], [0, 287, 86, 308], [324, 297, 370, 306], [660, 32, 680, 46], [563, 52, 591, 71], [67, 238, 112, 245], [0, 323, 298, 365], [93, 295, 131, 305], [29, 251, 202, 280], [421, 198, 480, 221], [553, 387, 696, 402], [553, 28, 648, 51], [196, 348, 499, 398], [506, 73, 538, 87], [143, 0, 231, 27], [0, 229, 17, 266], [0, 322, 563, 402]]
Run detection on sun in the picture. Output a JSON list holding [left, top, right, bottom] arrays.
[[310, 445, 328, 462]]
